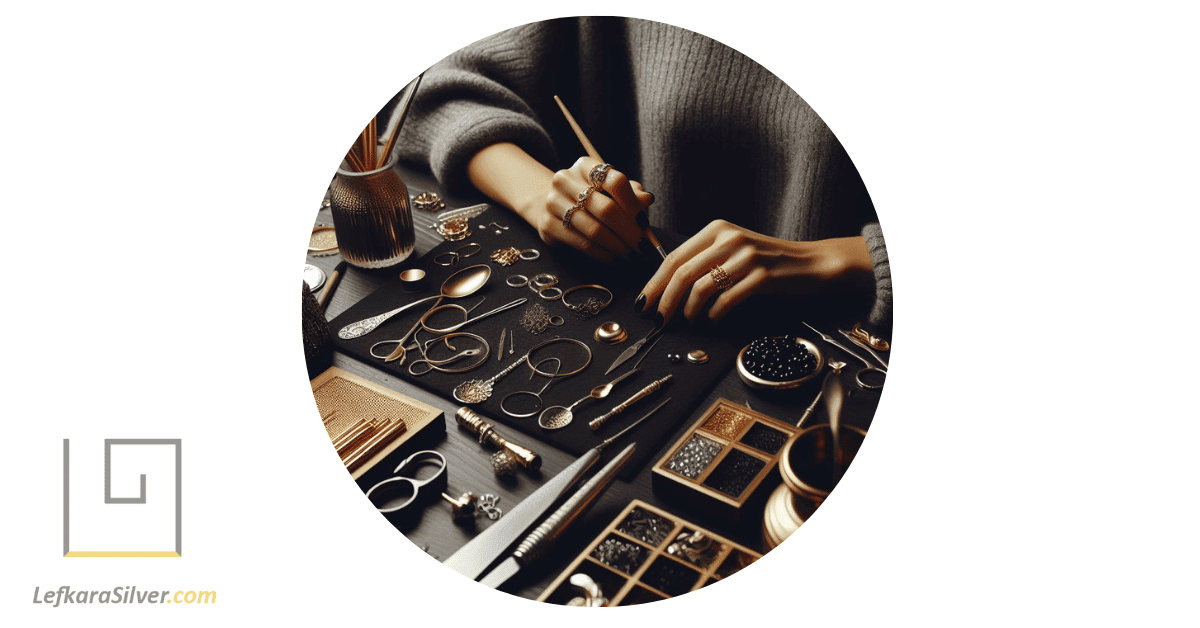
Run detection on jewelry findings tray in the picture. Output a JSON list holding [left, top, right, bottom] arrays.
[[652, 398, 800, 524], [537, 500, 762, 606]]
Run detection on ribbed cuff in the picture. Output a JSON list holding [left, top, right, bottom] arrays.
[[861, 222, 892, 331]]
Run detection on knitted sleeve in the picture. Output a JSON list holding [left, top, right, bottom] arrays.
[[861, 222, 893, 331], [393, 22, 566, 192]]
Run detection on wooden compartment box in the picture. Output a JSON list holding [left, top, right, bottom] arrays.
[[651, 398, 800, 524], [537, 500, 762, 606]]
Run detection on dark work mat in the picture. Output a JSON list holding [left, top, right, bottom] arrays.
[[329, 209, 746, 478]]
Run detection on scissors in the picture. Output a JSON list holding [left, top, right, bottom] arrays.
[[802, 321, 887, 390], [363, 450, 448, 514], [433, 242, 482, 267]]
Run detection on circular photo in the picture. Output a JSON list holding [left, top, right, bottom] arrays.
[[301, 16, 891, 605]]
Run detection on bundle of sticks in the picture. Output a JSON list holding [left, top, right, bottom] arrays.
[[342, 74, 423, 172]]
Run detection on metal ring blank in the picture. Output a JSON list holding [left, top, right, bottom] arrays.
[[519, 249, 541, 261], [506, 274, 530, 288], [539, 287, 563, 300]]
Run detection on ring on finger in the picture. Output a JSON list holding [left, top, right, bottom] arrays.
[[562, 186, 595, 229], [589, 163, 612, 187], [709, 265, 734, 292]]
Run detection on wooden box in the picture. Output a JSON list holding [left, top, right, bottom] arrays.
[[651, 398, 799, 524], [537, 500, 762, 606]]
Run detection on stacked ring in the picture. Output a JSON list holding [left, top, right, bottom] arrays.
[[563, 186, 595, 229], [589, 163, 612, 186], [709, 266, 733, 291]]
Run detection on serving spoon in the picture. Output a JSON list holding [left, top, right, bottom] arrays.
[[538, 369, 639, 430], [337, 264, 492, 340]]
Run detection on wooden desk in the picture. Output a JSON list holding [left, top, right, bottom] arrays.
[[306, 166, 884, 600]]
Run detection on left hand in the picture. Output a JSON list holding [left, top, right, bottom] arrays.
[[636, 220, 875, 324]]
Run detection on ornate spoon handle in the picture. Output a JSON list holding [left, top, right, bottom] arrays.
[[588, 374, 672, 431], [338, 295, 440, 339]]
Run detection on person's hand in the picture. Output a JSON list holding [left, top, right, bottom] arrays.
[[517, 157, 654, 263], [635, 220, 875, 324]]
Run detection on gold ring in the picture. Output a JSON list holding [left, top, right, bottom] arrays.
[[709, 266, 733, 291], [562, 186, 594, 229], [589, 163, 612, 186]]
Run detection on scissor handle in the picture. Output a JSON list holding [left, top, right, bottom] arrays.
[[855, 368, 886, 390], [364, 450, 447, 513]]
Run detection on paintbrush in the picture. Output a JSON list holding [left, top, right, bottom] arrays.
[[553, 95, 667, 259]]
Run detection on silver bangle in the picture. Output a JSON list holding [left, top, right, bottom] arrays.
[[561, 284, 613, 319]]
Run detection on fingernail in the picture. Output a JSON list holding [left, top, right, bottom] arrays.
[[637, 237, 655, 257], [635, 212, 650, 230], [648, 192, 656, 204], [633, 293, 646, 313], [655, 311, 665, 328]]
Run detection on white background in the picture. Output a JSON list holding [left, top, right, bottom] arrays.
[[3, 1, 1197, 625], [68, 441, 178, 552]]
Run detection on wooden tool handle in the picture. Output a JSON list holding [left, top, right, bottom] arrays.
[[588, 374, 672, 431]]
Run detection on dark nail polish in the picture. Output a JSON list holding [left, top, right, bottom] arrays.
[[648, 193, 656, 204], [655, 311, 665, 328], [634, 293, 646, 313], [635, 211, 650, 230], [638, 237, 655, 257]]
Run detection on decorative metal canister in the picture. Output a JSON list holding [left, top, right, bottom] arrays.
[[762, 424, 867, 550], [329, 156, 415, 269]]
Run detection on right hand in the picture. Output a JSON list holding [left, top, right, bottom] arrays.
[[519, 157, 654, 263]]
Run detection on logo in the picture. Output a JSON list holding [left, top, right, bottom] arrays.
[[62, 439, 182, 557]]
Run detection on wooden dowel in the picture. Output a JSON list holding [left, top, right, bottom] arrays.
[[554, 95, 604, 162]]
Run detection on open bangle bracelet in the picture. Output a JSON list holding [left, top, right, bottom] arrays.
[[561, 284, 613, 319]]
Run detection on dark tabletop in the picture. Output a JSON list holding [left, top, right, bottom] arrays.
[[306, 165, 886, 600]]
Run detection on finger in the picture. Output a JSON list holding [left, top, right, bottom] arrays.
[[587, 187, 645, 251], [708, 268, 768, 323], [542, 221, 615, 263], [682, 246, 755, 322], [552, 170, 630, 256], [535, 199, 614, 263], [592, 163, 646, 217], [629, 180, 654, 210], [571, 159, 643, 249], [637, 221, 723, 312], [653, 239, 731, 323]]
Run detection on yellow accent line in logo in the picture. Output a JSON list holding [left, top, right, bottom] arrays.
[[64, 551, 181, 558]]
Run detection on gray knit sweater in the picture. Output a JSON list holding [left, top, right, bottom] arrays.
[[396, 17, 891, 328]]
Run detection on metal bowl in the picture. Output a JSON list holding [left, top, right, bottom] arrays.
[[736, 336, 824, 390]]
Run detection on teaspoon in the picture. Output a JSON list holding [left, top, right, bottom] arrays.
[[538, 369, 639, 430]]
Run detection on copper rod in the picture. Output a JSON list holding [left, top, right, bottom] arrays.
[[332, 419, 372, 455], [344, 419, 408, 471], [343, 147, 366, 173]]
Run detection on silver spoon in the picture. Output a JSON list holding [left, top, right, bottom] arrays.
[[337, 264, 492, 340], [538, 369, 639, 430]]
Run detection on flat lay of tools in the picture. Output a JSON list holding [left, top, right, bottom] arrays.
[[303, 88, 887, 604]]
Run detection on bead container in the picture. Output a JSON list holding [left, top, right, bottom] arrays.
[[651, 398, 799, 524], [538, 500, 762, 606]]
